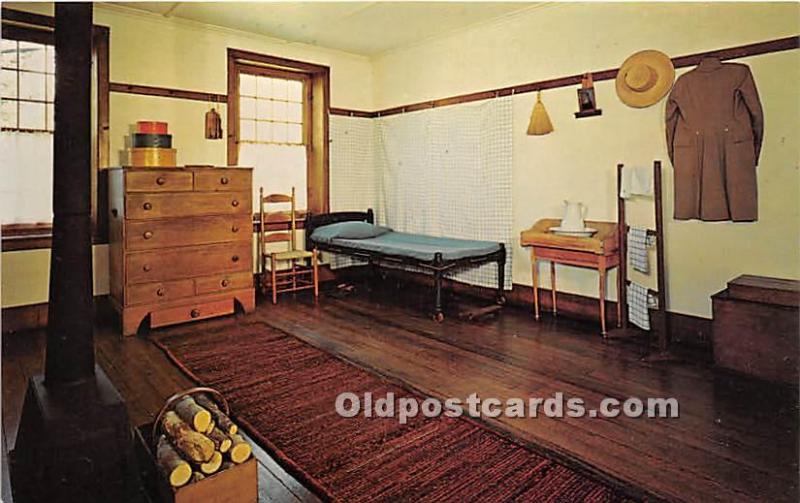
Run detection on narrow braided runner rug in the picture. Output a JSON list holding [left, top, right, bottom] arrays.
[[153, 321, 636, 502]]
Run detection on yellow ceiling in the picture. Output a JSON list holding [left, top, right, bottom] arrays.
[[113, 2, 541, 56]]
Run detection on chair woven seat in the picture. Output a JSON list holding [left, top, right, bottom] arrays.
[[270, 249, 314, 260]]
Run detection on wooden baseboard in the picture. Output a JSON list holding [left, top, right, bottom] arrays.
[[332, 265, 712, 349], [3, 295, 116, 335]]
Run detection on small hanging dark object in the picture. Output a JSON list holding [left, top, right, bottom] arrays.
[[205, 107, 223, 139], [575, 72, 602, 119]]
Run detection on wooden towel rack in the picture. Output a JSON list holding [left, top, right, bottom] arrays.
[[616, 161, 670, 355]]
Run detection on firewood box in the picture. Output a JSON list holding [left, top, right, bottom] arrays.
[[135, 423, 258, 503]]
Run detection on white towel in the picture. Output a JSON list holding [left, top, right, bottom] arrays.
[[627, 227, 651, 274], [627, 282, 651, 331], [620, 166, 654, 199]]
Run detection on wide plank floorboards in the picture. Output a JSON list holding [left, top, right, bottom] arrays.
[[2, 281, 797, 503]]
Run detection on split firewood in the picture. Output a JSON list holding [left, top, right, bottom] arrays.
[[198, 451, 223, 475], [208, 428, 232, 453], [173, 396, 212, 432], [191, 472, 205, 483], [162, 411, 215, 463], [228, 433, 252, 464], [156, 435, 192, 487], [204, 420, 215, 435], [196, 395, 238, 435]]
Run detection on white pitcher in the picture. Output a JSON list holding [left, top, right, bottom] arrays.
[[561, 201, 587, 231]]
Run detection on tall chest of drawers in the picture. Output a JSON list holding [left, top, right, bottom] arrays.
[[108, 166, 255, 336]]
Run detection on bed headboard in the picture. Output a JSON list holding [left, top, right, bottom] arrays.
[[305, 209, 374, 249]]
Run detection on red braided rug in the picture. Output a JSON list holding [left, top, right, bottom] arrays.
[[153, 321, 634, 502]]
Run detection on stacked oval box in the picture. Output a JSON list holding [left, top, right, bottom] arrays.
[[128, 121, 178, 167], [108, 166, 256, 335]]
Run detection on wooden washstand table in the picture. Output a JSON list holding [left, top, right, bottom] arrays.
[[520, 219, 621, 336]]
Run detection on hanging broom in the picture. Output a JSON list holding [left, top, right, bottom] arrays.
[[527, 91, 554, 136]]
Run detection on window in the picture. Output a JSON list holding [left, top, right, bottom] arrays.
[[1, 40, 55, 132], [0, 11, 110, 250], [237, 70, 309, 209], [1, 39, 55, 225], [228, 49, 330, 217]]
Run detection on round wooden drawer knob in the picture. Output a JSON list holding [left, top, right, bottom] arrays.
[[231, 200, 239, 207], [143, 264, 151, 272], [231, 225, 240, 233], [221, 279, 230, 288], [143, 202, 152, 210], [231, 255, 240, 263], [156, 176, 166, 185], [156, 288, 165, 297], [190, 309, 200, 318], [220, 176, 229, 185], [143, 231, 153, 239]]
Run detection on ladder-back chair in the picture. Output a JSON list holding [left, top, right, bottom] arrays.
[[258, 187, 319, 304]]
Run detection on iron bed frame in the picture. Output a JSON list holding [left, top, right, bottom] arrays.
[[305, 209, 506, 321]]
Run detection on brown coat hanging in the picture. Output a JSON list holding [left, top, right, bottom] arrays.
[[205, 107, 223, 140], [665, 58, 763, 221]]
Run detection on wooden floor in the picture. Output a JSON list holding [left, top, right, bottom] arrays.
[[3, 280, 798, 502]]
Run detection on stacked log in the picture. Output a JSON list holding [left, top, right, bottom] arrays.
[[196, 395, 238, 435], [155, 394, 252, 488]]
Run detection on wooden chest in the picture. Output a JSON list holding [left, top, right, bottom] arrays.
[[712, 275, 799, 384], [109, 167, 255, 336]]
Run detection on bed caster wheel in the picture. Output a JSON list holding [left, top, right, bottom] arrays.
[[496, 295, 507, 306], [433, 312, 445, 323]]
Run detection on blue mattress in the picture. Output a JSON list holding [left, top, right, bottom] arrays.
[[312, 228, 501, 262]]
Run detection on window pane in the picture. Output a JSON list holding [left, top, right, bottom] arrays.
[[287, 80, 303, 102], [240, 119, 255, 141], [46, 103, 54, 131], [1, 100, 17, 128], [272, 79, 287, 101], [45, 46, 55, 74], [46, 74, 55, 101], [287, 102, 302, 123], [1, 40, 17, 69], [256, 76, 271, 98], [19, 101, 45, 129], [239, 73, 256, 97], [287, 123, 303, 144], [272, 122, 287, 143], [18, 42, 46, 72], [256, 121, 271, 142], [19, 72, 45, 101], [1, 70, 17, 99], [272, 100, 287, 121], [1, 131, 54, 223], [240, 97, 256, 119], [256, 99, 271, 120]]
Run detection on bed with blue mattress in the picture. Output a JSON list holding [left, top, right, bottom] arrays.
[[306, 209, 506, 320]]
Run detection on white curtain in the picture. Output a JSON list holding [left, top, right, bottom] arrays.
[[0, 132, 53, 224], [328, 97, 513, 289], [239, 143, 307, 210]]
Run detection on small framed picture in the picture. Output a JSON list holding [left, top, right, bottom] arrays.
[[577, 88, 597, 112]]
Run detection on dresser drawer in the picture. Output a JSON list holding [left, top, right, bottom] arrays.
[[127, 243, 252, 284], [126, 192, 250, 220], [126, 170, 193, 192], [150, 299, 234, 329], [126, 215, 251, 250], [195, 272, 253, 295], [194, 168, 251, 192], [126, 279, 194, 306]]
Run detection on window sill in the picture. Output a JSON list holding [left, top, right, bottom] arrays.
[[2, 214, 308, 252]]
